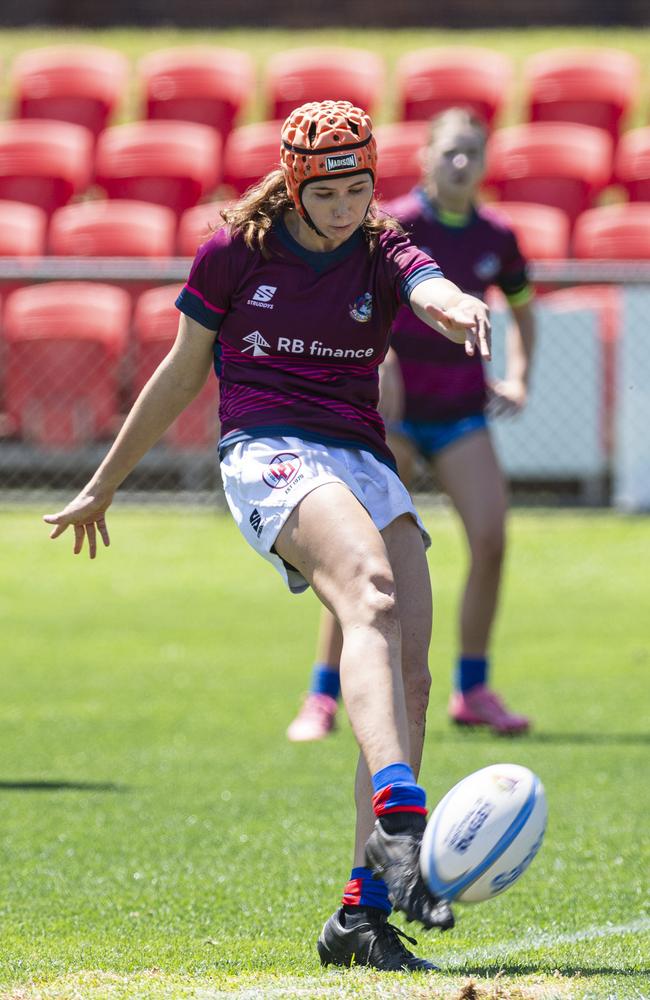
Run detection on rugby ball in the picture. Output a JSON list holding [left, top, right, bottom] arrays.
[[420, 763, 547, 903]]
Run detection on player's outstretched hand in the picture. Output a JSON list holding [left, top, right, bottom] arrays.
[[487, 377, 528, 418], [424, 296, 491, 360], [43, 489, 114, 559]]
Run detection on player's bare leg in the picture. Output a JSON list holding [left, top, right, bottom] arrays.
[[275, 482, 410, 772], [312, 511, 452, 969], [386, 430, 418, 488], [352, 512, 432, 866], [435, 429, 529, 734], [286, 609, 341, 741], [361, 513, 452, 930], [288, 431, 419, 744], [275, 488, 452, 935]]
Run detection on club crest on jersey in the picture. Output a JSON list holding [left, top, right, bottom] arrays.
[[263, 453, 302, 489], [326, 152, 358, 172], [242, 331, 270, 357], [349, 292, 373, 323], [474, 252, 500, 281]]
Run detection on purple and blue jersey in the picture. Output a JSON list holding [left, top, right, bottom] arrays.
[[176, 216, 442, 465], [385, 189, 532, 422]]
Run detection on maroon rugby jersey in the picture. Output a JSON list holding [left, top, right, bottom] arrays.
[[176, 216, 442, 465], [385, 188, 531, 422]]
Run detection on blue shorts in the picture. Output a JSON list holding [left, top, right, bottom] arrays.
[[389, 413, 487, 459]]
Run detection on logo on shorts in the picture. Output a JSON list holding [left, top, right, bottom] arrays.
[[242, 331, 270, 356], [249, 508, 264, 537], [326, 153, 357, 172], [263, 453, 302, 489], [349, 292, 373, 323], [474, 252, 500, 281], [248, 285, 277, 309]]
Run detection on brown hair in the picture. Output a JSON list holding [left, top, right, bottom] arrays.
[[426, 107, 488, 149], [221, 169, 401, 256]]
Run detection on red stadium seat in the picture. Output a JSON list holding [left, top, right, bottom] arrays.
[[266, 47, 385, 121], [374, 121, 429, 201], [49, 199, 178, 314], [395, 47, 514, 127], [222, 120, 282, 195], [95, 120, 221, 216], [524, 48, 639, 144], [49, 199, 176, 258], [133, 285, 219, 449], [615, 127, 650, 202], [10, 45, 128, 139], [484, 123, 613, 229], [0, 200, 48, 302], [572, 203, 650, 259], [0, 119, 93, 216], [484, 201, 570, 260], [0, 200, 47, 256], [138, 46, 255, 142], [177, 200, 231, 256], [3, 282, 130, 447]]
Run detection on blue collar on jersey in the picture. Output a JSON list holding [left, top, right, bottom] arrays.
[[275, 215, 364, 274]]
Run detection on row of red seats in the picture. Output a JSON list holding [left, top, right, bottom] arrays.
[[2, 44, 646, 144], [2, 190, 650, 269], [1, 116, 650, 227], [0, 282, 218, 450], [0, 197, 222, 260]]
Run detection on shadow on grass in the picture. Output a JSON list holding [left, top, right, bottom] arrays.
[[458, 963, 648, 977], [436, 730, 650, 746], [0, 779, 128, 792]]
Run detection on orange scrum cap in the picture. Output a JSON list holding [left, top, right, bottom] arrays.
[[280, 100, 377, 220]]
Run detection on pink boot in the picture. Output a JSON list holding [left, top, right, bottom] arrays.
[[449, 684, 530, 735], [287, 693, 338, 742]]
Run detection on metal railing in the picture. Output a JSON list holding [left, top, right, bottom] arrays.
[[1, 260, 648, 510]]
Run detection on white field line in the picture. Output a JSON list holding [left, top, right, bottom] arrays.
[[193, 991, 357, 999], [441, 915, 650, 966], [8, 922, 645, 1000], [187, 919, 650, 998]]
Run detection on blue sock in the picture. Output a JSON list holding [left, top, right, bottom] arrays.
[[310, 663, 341, 700], [371, 762, 427, 818], [342, 866, 391, 914], [456, 655, 488, 693]]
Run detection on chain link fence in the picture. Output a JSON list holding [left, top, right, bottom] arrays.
[[1, 259, 649, 510]]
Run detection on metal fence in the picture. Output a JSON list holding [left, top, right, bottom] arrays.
[[1, 259, 649, 511]]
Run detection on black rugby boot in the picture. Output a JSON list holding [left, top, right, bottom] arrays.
[[364, 819, 455, 931], [317, 906, 439, 971]]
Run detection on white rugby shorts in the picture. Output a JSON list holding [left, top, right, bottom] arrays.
[[219, 435, 430, 593]]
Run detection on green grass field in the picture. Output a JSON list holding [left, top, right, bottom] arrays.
[[0, 506, 648, 999]]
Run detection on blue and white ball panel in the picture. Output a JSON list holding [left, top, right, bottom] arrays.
[[420, 763, 547, 903]]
